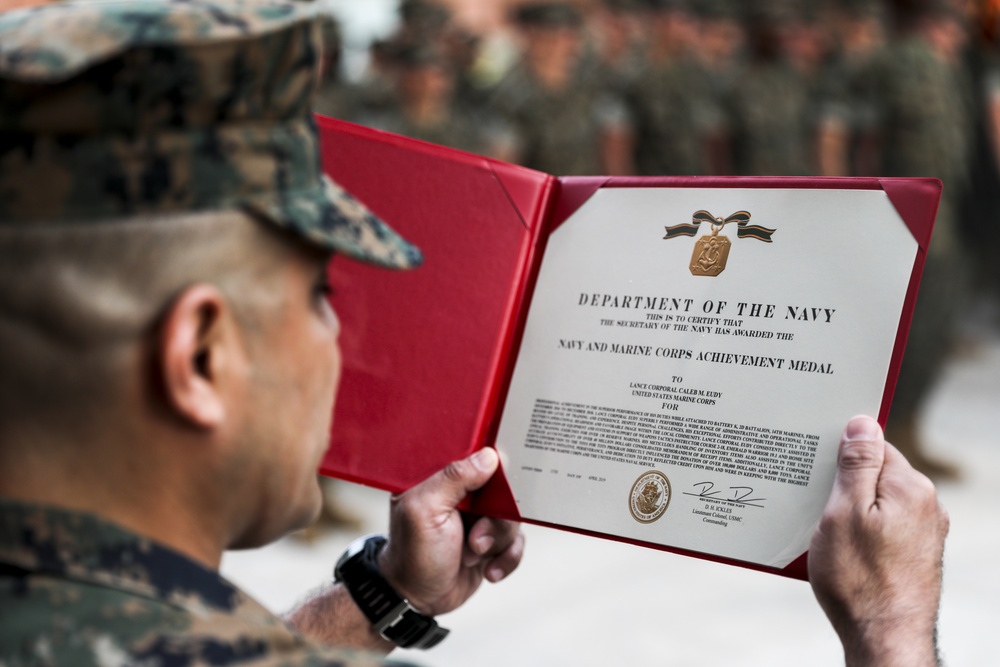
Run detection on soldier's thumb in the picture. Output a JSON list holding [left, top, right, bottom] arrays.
[[830, 415, 886, 509]]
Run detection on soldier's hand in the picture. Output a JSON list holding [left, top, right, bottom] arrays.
[[378, 448, 524, 616], [809, 416, 949, 667]]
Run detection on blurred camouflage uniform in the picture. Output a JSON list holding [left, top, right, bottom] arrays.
[[584, 0, 647, 97], [0, 1, 421, 663], [958, 13, 1000, 299], [628, 0, 719, 175], [0, 500, 400, 666], [873, 2, 973, 477], [815, 1, 887, 176], [489, 2, 629, 175], [359, 43, 516, 159], [729, 6, 818, 176]]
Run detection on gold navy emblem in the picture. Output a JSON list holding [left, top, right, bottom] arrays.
[[663, 210, 776, 277], [629, 471, 672, 524]]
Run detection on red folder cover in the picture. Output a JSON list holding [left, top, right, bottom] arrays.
[[316, 116, 938, 581]]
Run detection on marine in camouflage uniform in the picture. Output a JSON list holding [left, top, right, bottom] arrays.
[[585, 0, 647, 98], [872, 2, 973, 478], [488, 2, 631, 175], [627, 0, 720, 176], [0, 1, 524, 663], [357, 43, 517, 160], [729, 4, 820, 176], [815, 0, 887, 177], [695, 0, 747, 175]]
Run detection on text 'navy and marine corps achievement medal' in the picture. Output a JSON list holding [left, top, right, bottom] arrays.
[[663, 210, 776, 277], [629, 471, 672, 524]]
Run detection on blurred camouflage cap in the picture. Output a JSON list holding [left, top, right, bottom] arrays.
[[696, 0, 746, 20], [0, 0, 422, 270], [837, 0, 888, 18], [392, 42, 452, 70], [601, 0, 644, 12], [644, 0, 696, 13], [399, 0, 452, 31], [513, 2, 584, 27], [748, 0, 802, 24]]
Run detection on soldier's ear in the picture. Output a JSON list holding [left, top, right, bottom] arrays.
[[156, 284, 242, 429]]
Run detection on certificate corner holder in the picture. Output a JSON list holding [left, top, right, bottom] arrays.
[[549, 176, 611, 231], [878, 177, 942, 251], [875, 177, 941, 425]]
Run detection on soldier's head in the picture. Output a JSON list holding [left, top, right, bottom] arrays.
[[595, 0, 645, 63], [835, 0, 888, 58], [645, 0, 701, 59], [393, 42, 456, 108], [0, 0, 421, 554], [512, 2, 585, 77], [399, 0, 453, 40], [746, 1, 798, 61], [907, 0, 970, 60], [780, 1, 836, 74], [696, 0, 747, 67]]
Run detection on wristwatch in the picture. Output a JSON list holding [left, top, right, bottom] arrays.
[[333, 534, 449, 649]]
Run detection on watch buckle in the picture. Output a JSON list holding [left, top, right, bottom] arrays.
[[373, 600, 413, 638]]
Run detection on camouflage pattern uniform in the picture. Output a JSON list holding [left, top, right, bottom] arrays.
[[364, 106, 510, 157], [729, 1, 820, 177], [0, 499, 408, 667], [488, 3, 629, 175], [0, 1, 424, 663], [0, 0, 422, 270], [626, 0, 722, 176], [490, 61, 624, 175], [815, 2, 886, 177], [628, 57, 719, 176], [871, 14, 973, 473], [730, 60, 816, 176], [357, 44, 516, 158]]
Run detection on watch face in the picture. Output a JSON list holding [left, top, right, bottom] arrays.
[[334, 549, 350, 579], [334, 534, 376, 580]]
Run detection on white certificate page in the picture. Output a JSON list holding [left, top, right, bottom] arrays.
[[494, 187, 918, 568]]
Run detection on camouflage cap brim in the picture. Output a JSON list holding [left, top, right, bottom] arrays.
[[0, 0, 422, 271], [250, 175, 424, 270]]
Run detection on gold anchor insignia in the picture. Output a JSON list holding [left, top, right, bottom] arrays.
[[690, 220, 731, 277], [663, 210, 775, 277]]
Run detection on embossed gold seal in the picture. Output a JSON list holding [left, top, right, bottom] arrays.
[[628, 471, 672, 524], [663, 210, 775, 278], [690, 228, 731, 276]]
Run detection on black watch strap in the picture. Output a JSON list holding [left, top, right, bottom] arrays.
[[334, 535, 449, 649]]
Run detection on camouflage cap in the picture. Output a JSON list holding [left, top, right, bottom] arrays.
[[836, 0, 888, 19], [0, 0, 422, 270], [601, 0, 644, 12], [644, 0, 696, 14], [392, 42, 452, 70], [399, 0, 452, 32], [512, 2, 584, 28], [696, 0, 746, 20]]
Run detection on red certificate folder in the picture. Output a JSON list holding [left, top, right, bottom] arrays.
[[316, 115, 939, 580]]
